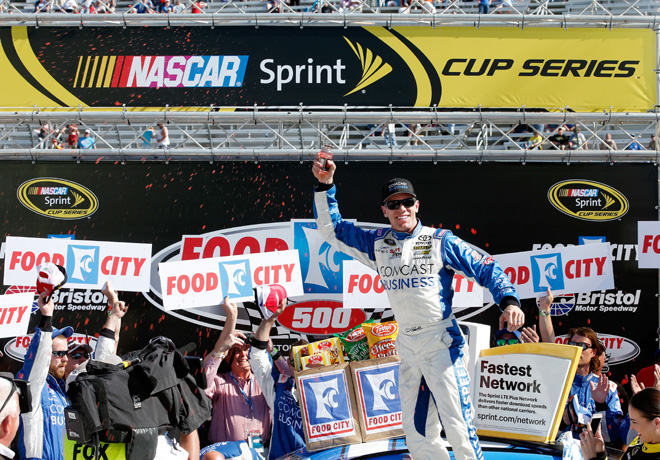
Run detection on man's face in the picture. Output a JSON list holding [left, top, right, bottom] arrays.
[[65, 348, 89, 378], [230, 344, 252, 376], [570, 333, 595, 367], [49, 336, 68, 380], [381, 192, 419, 233]]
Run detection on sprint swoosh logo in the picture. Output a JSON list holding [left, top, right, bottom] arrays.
[[343, 37, 392, 96]]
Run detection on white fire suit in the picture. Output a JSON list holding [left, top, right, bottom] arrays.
[[313, 184, 520, 460]]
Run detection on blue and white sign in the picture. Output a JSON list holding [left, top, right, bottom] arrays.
[[353, 359, 403, 436]]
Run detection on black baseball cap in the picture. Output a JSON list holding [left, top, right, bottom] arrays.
[[382, 178, 416, 203]]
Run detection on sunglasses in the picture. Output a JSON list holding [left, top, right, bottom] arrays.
[[496, 338, 520, 347], [568, 341, 594, 351], [52, 350, 68, 358], [384, 198, 416, 210], [69, 352, 90, 360]]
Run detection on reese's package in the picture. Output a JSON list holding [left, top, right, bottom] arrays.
[[292, 343, 311, 372], [335, 320, 374, 362], [309, 337, 346, 365], [363, 321, 399, 359]]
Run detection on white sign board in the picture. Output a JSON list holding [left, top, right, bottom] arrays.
[[342, 261, 483, 309], [491, 243, 614, 300], [4, 236, 152, 292], [638, 221, 660, 268], [474, 343, 580, 442], [0, 293, 34, 339], [158, 249, 303, 310]]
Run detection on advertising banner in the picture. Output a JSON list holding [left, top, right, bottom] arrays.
[[158, 249, 304, 310], [474, 343, 581, 442], [342, 260, 483, 310], [4, 236, 151, 292], [491, 243, 614, 299], [638, 221, 660, 268], [0, 26, 653, 111], [0, 293, 34, 339]]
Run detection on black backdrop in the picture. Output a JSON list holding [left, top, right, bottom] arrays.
[[0, 161, 656, 388]]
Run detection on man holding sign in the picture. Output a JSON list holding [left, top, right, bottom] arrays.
[[311, 159, 523, 460]]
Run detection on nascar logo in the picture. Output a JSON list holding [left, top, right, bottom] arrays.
[[74, 55, 248, 89]]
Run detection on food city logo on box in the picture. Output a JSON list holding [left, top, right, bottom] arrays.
[[300, 371, 354, 440], [355, 364, 402, 432], [17, 178, 98, 220], [547, 180, 628, 222], [556, 333, 639, 365], [4, 333, 98, 362]]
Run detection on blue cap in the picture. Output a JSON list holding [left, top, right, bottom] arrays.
[[53, 326, 74, 339], [495, 328, 522, 343]]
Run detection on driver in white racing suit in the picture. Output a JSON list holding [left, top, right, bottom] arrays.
[[311, 158, 524, 460]]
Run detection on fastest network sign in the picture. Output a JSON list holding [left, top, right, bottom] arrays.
[[3, 236, 151, 292], [158, 249, 303, 310]]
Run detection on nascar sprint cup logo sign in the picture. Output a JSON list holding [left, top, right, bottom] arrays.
[[17, 178, 98, 220], [547, 180, 628, 222]]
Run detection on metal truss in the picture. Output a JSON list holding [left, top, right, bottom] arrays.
[[3, 0, 659, 17], [2, 108, 659, 163]]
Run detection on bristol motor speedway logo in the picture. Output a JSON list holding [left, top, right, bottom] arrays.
[[539, 290, 642, 316], [300, 370, 354, 440], [355, 363, 402, 433]]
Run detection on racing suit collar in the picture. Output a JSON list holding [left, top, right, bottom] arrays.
[[391, 219, 422, 240]]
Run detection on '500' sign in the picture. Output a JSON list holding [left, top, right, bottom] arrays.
[[278, 301, 366, 335]]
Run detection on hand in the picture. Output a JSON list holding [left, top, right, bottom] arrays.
[[653, 363, 660, 391], [499, 304, 525, 332], [539, 288, 553, 313], [37, 291, 54, 317], [520, 325, 540, 343], [220, 296, 238, 318], [579, 422, 605, 459], [111, 300, 129, 319], [270, 298, 288, 320], [218, 330, 246, 354], [589, 374, 609, 404], [101, 280, 119, 305], [312, 152, 335, 185], [630, 374, 645, 395]]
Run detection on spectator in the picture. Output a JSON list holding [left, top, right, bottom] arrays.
[[599, 133, 617, 150], [156, 123, 170, 149], [61, 0, 77, 10], [66, 124, 78, 149], [381, 123, 397, 147], [172, 0, 184, 12], [63, 341, 91, 380], [190, 0, 206, 12], [130, 0, 155, 13], [527, 130, 543, 150], [625, 135, 643, 151], [649, 135, 657, 150], [562, 327, 624, 441], [0, 374, 22, 460], [36, 124, 50, 149], [203, 297, 271, 449], [249, 298, 306, 460], [16, 290, 73, 460], [77, 129, 96, 149], [548, 126, 569, 150], [478, 0, 489, 13], [569, 125, 588, 150], [161, 1, 172, 12]]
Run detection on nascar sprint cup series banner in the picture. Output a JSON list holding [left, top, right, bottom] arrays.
[[0, 163, 656, 389], [0, 26, 654, 111]]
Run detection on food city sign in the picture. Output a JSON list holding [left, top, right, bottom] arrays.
[[4, 333, 98, 362], [491, 243, 614, 300], [158, 250, 304, 310], [555, 333, 640, 365], [0, 293, 33, 339], [3, 236, 152, 292], [637, 221, 660, 268]]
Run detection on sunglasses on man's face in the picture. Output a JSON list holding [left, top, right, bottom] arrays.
[[567, 341, 594, 351], [52, 350, 68, 358], [69, 352, 90, 360], [496, 338, 520, 347], [384, 198, 416, 210]]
